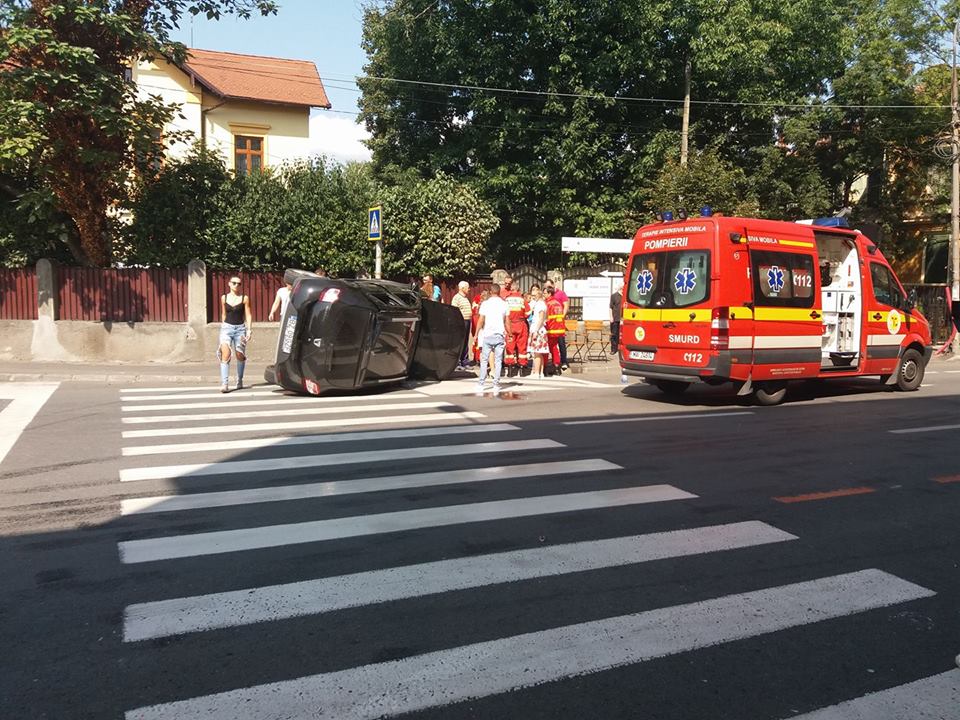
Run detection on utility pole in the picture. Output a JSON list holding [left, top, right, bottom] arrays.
[[952, 20, 959, 351], [680, 58, 691, 167]]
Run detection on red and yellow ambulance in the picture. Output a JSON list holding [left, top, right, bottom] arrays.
[[619, 212, 932, 405]]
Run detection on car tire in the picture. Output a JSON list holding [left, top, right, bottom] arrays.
[[895, 348, 924, 391], [753, 381, 787, 406]]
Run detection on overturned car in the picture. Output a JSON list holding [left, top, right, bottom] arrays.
[[265, 270, 466, 395]]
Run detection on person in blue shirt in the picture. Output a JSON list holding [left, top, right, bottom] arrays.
[[421, 273, 442, 301]]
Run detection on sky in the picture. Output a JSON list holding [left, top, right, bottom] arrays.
[[171, 1, 372, 163]]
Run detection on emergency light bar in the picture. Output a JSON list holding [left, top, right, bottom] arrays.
[[797, 217, 851, 228], [657, 206, 714, 222]]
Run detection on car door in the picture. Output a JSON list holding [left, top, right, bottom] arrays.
[[746, 243, 822, 379], [410, 300, 467, 380], [864, 261, 907, 373]]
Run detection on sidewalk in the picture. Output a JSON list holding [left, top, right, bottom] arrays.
[[0, 357, 627, 385]]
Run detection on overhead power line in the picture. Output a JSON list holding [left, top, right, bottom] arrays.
[[353, 74, 954, 111]]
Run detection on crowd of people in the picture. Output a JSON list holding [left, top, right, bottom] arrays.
[[454, 274, 572, 394], [217, 269, 618, 396]]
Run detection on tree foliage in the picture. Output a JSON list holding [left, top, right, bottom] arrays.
[[0, 0, 277, 266], [360, 0, 955, 260], [122, 154, 498, 276], [379, 172, 499, 277]]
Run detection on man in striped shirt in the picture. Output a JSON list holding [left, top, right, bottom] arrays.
[[450, 281, 473, 370]]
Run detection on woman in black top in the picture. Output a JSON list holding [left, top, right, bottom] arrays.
[[218, 276, 253, 393]]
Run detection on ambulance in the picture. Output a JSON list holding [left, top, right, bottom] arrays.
[[619, 211, 932, 405]]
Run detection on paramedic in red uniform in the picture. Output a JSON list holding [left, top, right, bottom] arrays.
[[545, 287, 565, 373], [500, 275, 530, 373]]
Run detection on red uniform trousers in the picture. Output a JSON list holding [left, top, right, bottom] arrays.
[[546, 335, 561, 367], [504, 319, 529, 366]]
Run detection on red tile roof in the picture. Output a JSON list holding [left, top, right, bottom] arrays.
[[181, 49, 331, 109]]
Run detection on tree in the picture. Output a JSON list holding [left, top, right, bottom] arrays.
[[359, 0, 850, 260], [643, 145, 757, 219], [379, 172, 499, 277], [122, 142, 229, 266], [0, 0, 277, 266], [806, 1, 951, 256], [123, 152, 498, 276]]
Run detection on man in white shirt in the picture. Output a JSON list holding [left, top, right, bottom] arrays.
[[267, 281, 293, 322], [474, 283, 509, 394]]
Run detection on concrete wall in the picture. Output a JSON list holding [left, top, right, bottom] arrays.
[[0, 260, 278, 364], [0, 320, 278, 364]]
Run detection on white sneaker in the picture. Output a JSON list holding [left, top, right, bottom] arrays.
[[220, 383, 229, 394], [236, 379, 244, 391]]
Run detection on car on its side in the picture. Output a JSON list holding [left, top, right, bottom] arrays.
[[265, 270, 466, 394]]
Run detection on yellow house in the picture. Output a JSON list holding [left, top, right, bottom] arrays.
[[133, 48, 331, 174]]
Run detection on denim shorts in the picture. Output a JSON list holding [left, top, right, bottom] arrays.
[[217, 323, 248, 359]]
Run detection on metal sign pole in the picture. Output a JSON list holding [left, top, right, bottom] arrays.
[[369, 205, 383, 280]]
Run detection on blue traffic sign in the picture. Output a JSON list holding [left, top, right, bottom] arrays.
[[368, 206, 382, 241]]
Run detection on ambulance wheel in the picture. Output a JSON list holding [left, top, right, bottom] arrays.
[[895, 349, 924, 392], [653, 380, 689, 395], [753, 381, 787, 406]]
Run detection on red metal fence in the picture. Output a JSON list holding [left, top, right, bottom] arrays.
[[0, 268, 38, 320], [58, 267, 188, 322], [207, 270, 285, 323]]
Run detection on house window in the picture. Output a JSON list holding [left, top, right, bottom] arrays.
[[234, 135, 264, 175]]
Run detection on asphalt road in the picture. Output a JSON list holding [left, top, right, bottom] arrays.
[[1, 366, 959, 719]]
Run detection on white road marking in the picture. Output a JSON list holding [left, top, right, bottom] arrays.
[[124, 569, 934, 719], [122, 394, 423, 412], [121, 412, 485, 439], [121, 401, 453, 425], [123, 521, 796, 641], [121, 459, 619, 515], [784, 669, 960, 719], [118, 439, 563, 483], [118, 485, 696, 563], [0, 383, 60, 466], [945, 370, 960, 374], [121, 386, 240, 393], [122, 423, 520, 456], [888, 423, 960, 434], [414, 382, 570, 396], [122, 390, 304, 402], [564, 411, 754, 426]]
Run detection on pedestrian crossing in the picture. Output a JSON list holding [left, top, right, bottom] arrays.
[[115, 383, 956, 720]]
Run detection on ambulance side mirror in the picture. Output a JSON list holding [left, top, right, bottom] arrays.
[[905, 288, 917, 312]]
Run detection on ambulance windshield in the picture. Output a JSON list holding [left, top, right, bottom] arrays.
[[628, 250, 710, 308]]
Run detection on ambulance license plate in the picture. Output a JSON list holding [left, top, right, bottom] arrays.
[[629, 350, 655, 361], [281, 315, 298, 354]]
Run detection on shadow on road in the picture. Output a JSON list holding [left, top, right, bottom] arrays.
[[0, 384, 958, 718]]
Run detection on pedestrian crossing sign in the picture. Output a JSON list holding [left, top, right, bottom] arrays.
[[368, 206, 382, 241]]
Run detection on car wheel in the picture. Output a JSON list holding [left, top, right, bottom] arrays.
[[653, 380, 689, 395], [753, 381, 787, 406], [895, 349, 924, 391]]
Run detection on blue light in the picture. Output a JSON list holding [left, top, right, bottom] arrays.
[[812, 217, 850, 228], [662, 210, 674, 222], [700, 206, 713, 217]]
